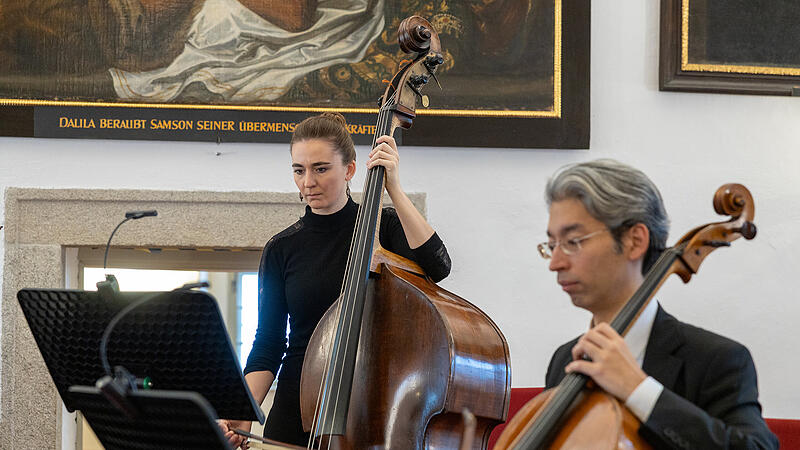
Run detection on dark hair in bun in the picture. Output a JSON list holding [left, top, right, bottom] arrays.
[[291, 112, 355, 164]]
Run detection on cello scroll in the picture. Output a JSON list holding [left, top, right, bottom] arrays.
[[673, 184, 757, 282]]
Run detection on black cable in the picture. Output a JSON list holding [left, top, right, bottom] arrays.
[[103, 217, 131, 271], [98, 291, 162, 376], [97, 281, 209, 376]]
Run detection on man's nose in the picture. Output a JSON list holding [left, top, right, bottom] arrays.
[[548, 246, 569, 272]]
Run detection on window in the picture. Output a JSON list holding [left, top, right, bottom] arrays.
[[236, 272, 290, 368], [83, 268, 202, 291], [238, 272, 259, 365]]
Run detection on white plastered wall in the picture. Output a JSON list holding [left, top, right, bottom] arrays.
[[0, 2, 797, 443]]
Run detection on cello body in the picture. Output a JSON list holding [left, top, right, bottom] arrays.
[[301, 263, 511, 449], [493, 387, 649, 449]]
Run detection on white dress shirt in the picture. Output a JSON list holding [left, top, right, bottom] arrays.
[[618, 298, 664, 422]]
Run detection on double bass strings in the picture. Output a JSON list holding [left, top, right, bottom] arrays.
[[320, 99, 394, 446], [309, 94, 397, 449], [324, 98, 394, 437]]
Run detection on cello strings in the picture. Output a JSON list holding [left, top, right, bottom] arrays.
[[324, 99, 393, 449], [514, 248, 681, 448], [312, 95, 396, 448]]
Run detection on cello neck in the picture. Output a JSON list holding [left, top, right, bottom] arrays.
[[609, 245, 683, 336]]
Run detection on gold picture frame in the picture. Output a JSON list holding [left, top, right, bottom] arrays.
[[0, 0, 589, 147], [660, 0, 800, 96]]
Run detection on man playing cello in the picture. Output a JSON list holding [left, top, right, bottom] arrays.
[[540, 159, 777, 449]]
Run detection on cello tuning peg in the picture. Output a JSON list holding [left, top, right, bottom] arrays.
[[735, 221, 757, 240], [702, 240, 732, 248]]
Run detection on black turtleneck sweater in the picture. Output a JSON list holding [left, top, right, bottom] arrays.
[[243, 198, 451, 382]]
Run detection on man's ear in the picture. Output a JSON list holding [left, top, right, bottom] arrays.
[[624, 223, 650, 262]]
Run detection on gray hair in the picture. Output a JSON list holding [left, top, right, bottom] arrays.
[[545, 159, 670, 274]]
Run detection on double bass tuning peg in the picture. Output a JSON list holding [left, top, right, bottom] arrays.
[[409, 75, 429, 86], [424, 54, 444, 89], [406, 75, 431, 107], [424, 54, 444, 69]]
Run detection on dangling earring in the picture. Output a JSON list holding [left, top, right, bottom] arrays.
[[299, 192, 304, 201], [346, 182, 351, 198]]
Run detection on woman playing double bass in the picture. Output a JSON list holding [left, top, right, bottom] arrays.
[[219, 112, 451, 448]]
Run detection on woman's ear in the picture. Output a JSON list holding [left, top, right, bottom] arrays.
[[345, 160, 356, 180]]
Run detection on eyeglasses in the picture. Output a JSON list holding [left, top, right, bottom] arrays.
[[537, 229, 607, 259]]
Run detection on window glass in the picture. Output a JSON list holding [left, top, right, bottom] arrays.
[[83, 268, 201, 291]]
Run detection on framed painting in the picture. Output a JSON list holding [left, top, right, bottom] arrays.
[[660, 0, 800, 96], [0, 0, 589, 148]]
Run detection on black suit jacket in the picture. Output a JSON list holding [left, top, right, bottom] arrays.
[[545, 306, 778, 450]]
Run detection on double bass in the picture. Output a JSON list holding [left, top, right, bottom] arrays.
[[295, 16, 511, 450], [494, 184, 757, 449]]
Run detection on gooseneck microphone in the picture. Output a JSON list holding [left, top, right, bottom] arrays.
[[102, 210, 158, 271], [97, 210, 158, 297], [124, 210, 158, 220], [94, 210, 163, 418]]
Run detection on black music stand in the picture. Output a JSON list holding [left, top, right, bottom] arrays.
[[69, 385, 232, 450], [16, 288, 265, 423]]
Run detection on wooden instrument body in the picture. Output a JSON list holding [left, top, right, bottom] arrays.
[[493, 388, 650, 449], [301, 264, 511, 449]]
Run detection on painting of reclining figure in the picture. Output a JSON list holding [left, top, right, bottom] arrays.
[[0, 0, 557, 113]]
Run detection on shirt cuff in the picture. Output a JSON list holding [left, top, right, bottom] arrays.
[[625, 376, 664, 422]]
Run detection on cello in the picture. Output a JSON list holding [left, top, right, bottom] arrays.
[[494, 184, 757, 449], [295, 15, 511, 450]]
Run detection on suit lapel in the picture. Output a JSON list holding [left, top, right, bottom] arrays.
[[641, 306, 684, 391]]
